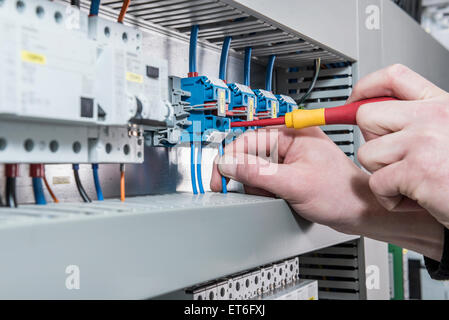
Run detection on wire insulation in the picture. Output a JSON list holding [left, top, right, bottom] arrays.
[[73, 164, 91, 203], [89, 0, 101, 16], [231, 117, 285, 128], [296, 58, 321, 106], [117, 0, 130, 23], [219, 36, 232, 81], [5, 164, 19, 208], [219, 143, 227, 194], [32, 178, 46, 205], [190, 142, 198, 195], [92, 164, 104, 201], [244, 47, 252, 87], [265, 55, 276, 92], [43, 176, 59, 203], [120, 164, 125, 202], [189, 25, 199, 75], [6, 177, 17, 207], [196, 143, 205, 194]]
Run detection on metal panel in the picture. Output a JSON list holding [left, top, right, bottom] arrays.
[[0, 193, 357, 299], [94, 0, 352, 66]]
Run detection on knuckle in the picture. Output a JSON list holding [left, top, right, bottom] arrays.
[[385, 64, 410, 93], [368, 172, 382, 194], [385, 64, 409, 79], [356, 104, 373, 128], [357, 144, 370, 167]]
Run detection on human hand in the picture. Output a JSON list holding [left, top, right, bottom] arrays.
[[210, 126, 378, 233], [352, 64, 449, 228]]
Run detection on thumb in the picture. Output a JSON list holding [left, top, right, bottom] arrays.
[[218, 153, 292, 197]]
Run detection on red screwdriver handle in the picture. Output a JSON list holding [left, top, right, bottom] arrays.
[[325, 97, 396, 125]]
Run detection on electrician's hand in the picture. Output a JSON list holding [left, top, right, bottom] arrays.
[[350, 64, 449, 229], [210, 126, 377, 232]]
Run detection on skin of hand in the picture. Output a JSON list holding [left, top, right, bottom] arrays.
[[210, 126, 444, 261], [351, 64, 449, 229]]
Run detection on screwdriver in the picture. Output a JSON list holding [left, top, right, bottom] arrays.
[[231, 97, 396, 129]]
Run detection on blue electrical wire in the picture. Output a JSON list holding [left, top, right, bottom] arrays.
[[196, 143, 205, 194], [265, 55, 276, 92], [89, 0, 101, 16], [244, 47, 252, 87], [92, 164, 104, 201], [32, 177, 47, 205], [219, 36, 232, 81], [219, 143, 227, 194], [189, 25, 199, 74], [190, 142, 198, 195]]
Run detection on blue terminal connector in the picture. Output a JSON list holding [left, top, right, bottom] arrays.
[[227, 83, 257, 133], [275, 94, 299, 116], [181, 76, 231, 139], [253, 89, 279, 119]]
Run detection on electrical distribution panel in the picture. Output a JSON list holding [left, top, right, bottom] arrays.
[[0, 0, 171, 164]]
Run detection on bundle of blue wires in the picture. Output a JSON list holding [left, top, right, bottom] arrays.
[[217, 36, 233, 194], [244, 47, 252, 87], [32, 177, 47, 205], [265, 55, 276, 92], [196, 143, 205, 194], [219, 36, 232, 81], [189, 25, 199, 75], [188, 25, 202, 195], [92, 164, 104, 201], [190, 142, 198, 195]]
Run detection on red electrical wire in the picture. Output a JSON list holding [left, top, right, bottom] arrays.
[[231, 117, 285, 128], [118, 0, 131, 23]]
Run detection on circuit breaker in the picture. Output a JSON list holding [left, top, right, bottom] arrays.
[[0, 0, 171, 164], [0, 0, 97, 124]]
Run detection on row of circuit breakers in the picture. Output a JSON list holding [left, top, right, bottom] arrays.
[[0, 0, 303, 200]]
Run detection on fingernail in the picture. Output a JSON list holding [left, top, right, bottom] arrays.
[[218, 155, 237, 179]]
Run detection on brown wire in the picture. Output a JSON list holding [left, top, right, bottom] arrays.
[[118, 0, 131, 23], [43, 176, 59, 203]]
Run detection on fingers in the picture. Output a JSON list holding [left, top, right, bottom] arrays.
[[215, 153, 294, 197], [358, 130, 408, 172], [224, 126, 327, 160], [369, 161, 422, 212], [369, 161, 405, 211], [347, 64, 447, 104], [210, 154, 228, 192], [356, 100, 435, 137]]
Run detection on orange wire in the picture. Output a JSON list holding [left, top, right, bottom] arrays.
[[120, 170, 125, 202], [43, 176, 59, 203], [117, 0, 131, 23]]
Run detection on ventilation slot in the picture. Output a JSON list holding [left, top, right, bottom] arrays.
[[298, 240, 361, 300], [278, 63, 354, 158], [99, 0, 352, 65]]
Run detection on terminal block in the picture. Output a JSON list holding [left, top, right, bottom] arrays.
[[253, 89, 279, 119], [276, 94, 299, 116], [227, 83, 257, 121], [151, 76, 190, 147], [181, 76, 231, 145]]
